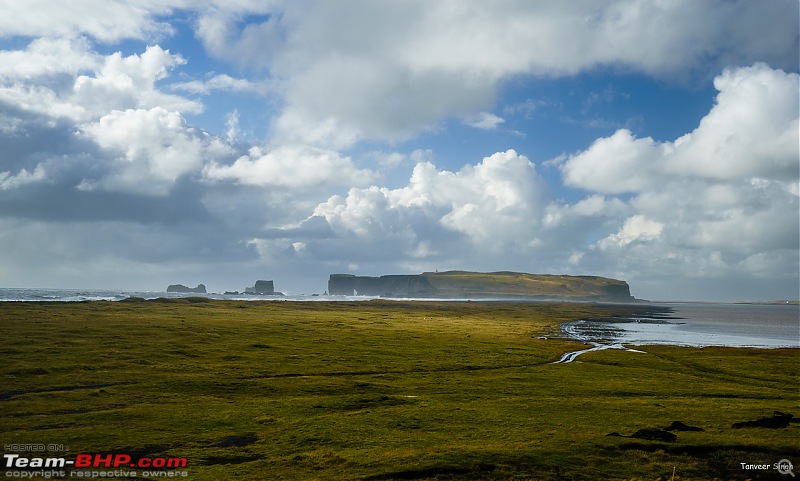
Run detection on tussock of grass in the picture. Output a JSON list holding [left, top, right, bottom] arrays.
[[1, 300, 797, 480]]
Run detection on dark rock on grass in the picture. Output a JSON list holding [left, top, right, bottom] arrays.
[[774, 410, 799, 421], [606, 428, 677, 442], [733, 412, 794, 429], [364, 463, 496, 480], [218, 433, 258, 448], [664, 421, 704, 432], [630, 428, 677, 442], [203, 454, 263, 466]]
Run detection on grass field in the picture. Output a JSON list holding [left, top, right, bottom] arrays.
[[1, 299, 798, 480]]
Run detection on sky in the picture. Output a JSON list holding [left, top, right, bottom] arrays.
[[0, 0, 798, 301]]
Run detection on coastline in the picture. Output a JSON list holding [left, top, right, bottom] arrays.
[[3, 289, 796, 349], [0, 288, 644, 303], [559, 301, 799, 349]]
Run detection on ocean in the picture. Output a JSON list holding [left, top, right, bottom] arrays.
[[562, 302, 800, 348], [0, 288, 369, 302]]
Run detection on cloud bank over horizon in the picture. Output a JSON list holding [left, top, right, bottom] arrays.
[[0, 0, 797, 301]]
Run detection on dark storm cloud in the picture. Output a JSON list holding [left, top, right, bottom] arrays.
[[0, 181, 213, 224], [0, 104, 85, 172]]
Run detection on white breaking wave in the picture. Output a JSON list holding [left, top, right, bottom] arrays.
[[0, 288, 386, 302]]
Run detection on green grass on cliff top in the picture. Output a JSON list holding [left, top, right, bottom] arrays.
[[1, 299, 797, 480], [422, 270, 628, 297]]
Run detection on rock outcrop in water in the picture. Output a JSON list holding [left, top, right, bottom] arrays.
[[245, 280, 275, 295], [328, 271, 635, 301], [166, 284, 207, 293]]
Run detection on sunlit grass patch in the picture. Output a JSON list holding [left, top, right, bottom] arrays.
[[1, 300, 797, 480]]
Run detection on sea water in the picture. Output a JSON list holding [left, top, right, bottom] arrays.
[[564, 302, 799, 348], [0, 288, 373, 302]]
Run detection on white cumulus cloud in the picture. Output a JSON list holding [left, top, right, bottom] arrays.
[[0, 165, 47, 190], [80, 107, 232, 195], [0, 0, 185, 42], [312, 150, 548, 256], [562, 64, 799, 192], [203, 144, 376, 189], [170, 74, 272, 96], [558, 64, 799, 292], [599, 215, 664, 249], [196, 0, 799, 148], [464, 112, 505, 130], [0, 42, 199, 123]]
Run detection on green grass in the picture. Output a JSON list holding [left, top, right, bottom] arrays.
[[1, 299, 797, 480], [422, 271, 629, 299]]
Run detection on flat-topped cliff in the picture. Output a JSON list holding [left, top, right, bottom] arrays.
[[328, 274, 435, 297], [328, 271, 634, 301]]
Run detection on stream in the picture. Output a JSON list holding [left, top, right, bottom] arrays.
[[551, 342, 645, 364], [553, 302, 799, 363]]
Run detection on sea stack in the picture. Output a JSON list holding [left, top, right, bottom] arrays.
[[245, 280, 275, 295], [166, 284, 207, 293]]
